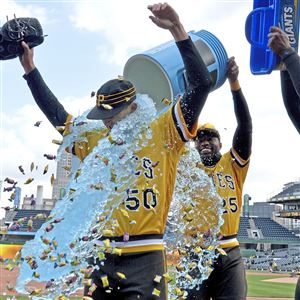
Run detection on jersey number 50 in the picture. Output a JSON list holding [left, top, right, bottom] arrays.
[[125, 188, 157, 211]]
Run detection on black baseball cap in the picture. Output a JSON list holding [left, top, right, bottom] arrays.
[[87, 78, 136, 120]]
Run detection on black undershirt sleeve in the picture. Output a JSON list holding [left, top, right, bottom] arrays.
[[176, 38, 212, 131], [23, 68, 69, 129], [232, 89, 252, 160], [280, 52, 300, 134]]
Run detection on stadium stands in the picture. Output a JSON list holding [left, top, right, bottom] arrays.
[[11, 209, 51, 232], [238, 216, 300, 241]]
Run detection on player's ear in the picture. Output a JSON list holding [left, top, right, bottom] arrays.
[[219, 142, 222, 150], [130, 102, 137, 113]]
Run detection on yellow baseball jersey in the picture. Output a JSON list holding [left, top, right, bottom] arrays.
[[198, 148, 250, 248], [64, 102, 197, 253]]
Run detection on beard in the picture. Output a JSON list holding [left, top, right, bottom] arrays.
[[200, 152, 222, 166]]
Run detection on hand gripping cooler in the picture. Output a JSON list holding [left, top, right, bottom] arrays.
[[245, 0, 300, 74], [123, 30, 228, 113]]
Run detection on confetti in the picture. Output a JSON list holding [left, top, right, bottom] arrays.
[[152, 288, 161, 297], [24, 178, 34, 184], [101, 275, 109, 287], [116, 272, 126, 280]]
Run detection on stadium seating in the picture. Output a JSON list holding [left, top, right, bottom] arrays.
[[12, 209, 51, 232]]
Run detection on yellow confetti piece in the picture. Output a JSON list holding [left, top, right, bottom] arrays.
[[101, 275, 109, 287], [33, 272, 40, 278], [178, 249, 187, 256], [63, 165, 71, 171], [30, 289, 42, 296], [176, 264, 185, 271], [194, 247, 202, 253], [116, 272, 126, 279], [102, 104, 113, 110], [43, 164, 49, 175], [71, 259, 80, 266], [207, 245, 214, 251], [185, 274, 193, 281], [183, 204, 194, 213], [35, 213, 46, 220], [97, 251, 106, 261], [80, 268, 92, 275], [55, 295, 69, 300], [188, 262, 197, 269], [161, 97, 172, 105], [24, 178, 34, 184], [183, 213, 193, 222], [103, 239, 111, 248], [217, 248, 227, 256], [174, 287, 183, 296], [152, 288, 161, 297], [5, 264, 13, 271], [83, 297, 94, 300], [120, 209, 129, 218], [163, 272, 172, 283], [83, 278, 92, 286], [112, 248, 122, 256], [52, 139, 63, 145], [74, 169, 81, 179], [56, 126, 65, 132], [88, 283, 97, 295], [153, 275, 162, 283], [103, 229, 114, 236], [30, 162, 34, 172], [108, 135, 114, 143], [44, 247, 52, 254], [50, 256, 57, 262], [50, 174, 55, 185]]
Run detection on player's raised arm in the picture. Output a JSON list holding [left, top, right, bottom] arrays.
[[148, 3, 212, 133], [268, 26, 300, 134], [227, 57, 252, 161], [20, 41, 69, 130]]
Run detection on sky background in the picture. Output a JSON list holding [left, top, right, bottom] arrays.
[[0, 0, 300, 218]]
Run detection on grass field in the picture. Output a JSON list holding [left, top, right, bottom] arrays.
[[0, 271, 297, 299], [247, 272, 296, 298]]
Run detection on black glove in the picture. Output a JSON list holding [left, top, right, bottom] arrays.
[[0, 17, 44, 60]]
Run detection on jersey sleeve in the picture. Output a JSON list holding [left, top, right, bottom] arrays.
[[229, 148, 250, 185], [152, 101, 198, 153]]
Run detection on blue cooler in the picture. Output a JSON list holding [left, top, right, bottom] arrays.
[[245, 0, 300, 75], [123, 30, 228, 113]]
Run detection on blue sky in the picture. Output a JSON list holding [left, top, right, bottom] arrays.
[[1, 0, 300, 217]]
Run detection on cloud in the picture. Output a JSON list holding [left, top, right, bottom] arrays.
[[68, 0, 250, 65], [0, 0, 47, 24], [0, 95, 90, 213]]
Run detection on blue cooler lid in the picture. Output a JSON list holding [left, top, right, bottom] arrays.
[[245, 1, 280, 74]]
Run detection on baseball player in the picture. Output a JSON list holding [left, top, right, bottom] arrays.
[[268, 26, 300, 134], [19, 3, 212, 299], [186, 57, 252, 300], [268, 25, 300, 300]]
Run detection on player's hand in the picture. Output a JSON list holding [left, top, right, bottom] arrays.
[[148, 3, 180, 30], [226, 56, 239, 83], [19, 41, 36, 74], [268, 26, 293, 57]]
